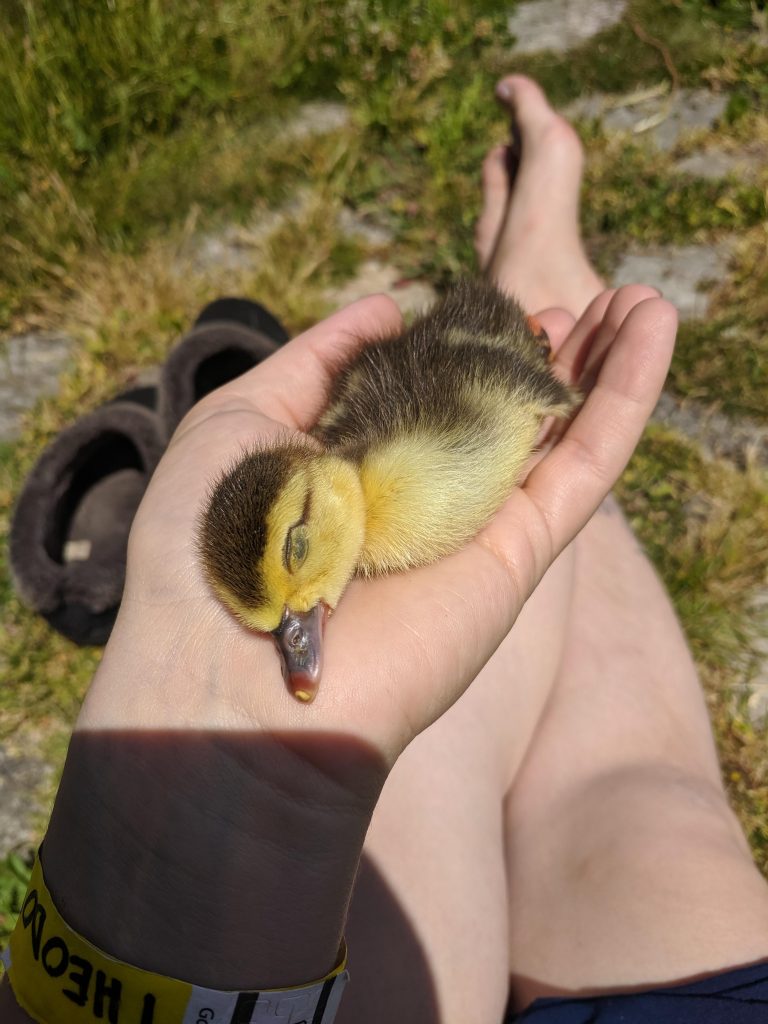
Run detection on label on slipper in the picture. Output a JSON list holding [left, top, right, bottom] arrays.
[[63, 539, 92, 562]]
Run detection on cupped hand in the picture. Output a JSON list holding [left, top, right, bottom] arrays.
[[91, 286, 675, 766]]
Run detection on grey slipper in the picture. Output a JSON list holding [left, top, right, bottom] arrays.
[[9, 401, 165, 645], [10, 298, 289, 645]]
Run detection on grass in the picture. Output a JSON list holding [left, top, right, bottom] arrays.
[[0, 854, 32, 944], [511, 0, 768, 105], [616, 425, 768, 874], [0, 0, 510, 327], [669, 222, 768, 421], [1, 0, 768, 945], [617, 428, 768, 676]]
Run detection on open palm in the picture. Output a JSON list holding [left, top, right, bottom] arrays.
[[109, 286, 675, 767]]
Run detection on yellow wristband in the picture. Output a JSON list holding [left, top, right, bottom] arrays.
[[2, 850, 349, 1024]]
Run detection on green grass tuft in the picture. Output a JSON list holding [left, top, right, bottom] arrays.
[[0, 851, 32, 948], [617, 427, 768, 673]]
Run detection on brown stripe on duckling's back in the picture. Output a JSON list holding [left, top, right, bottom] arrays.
[[313, 278, 574, 455]]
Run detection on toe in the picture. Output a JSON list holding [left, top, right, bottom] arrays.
[[475, 145, 510, 268], [496, 75, 581, 162], [495, 75, 557, 133], [482, 143, 510, 194]]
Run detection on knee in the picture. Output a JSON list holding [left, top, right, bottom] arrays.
[[560, 763, 751, 887]]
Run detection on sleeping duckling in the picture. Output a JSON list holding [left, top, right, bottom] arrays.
[[199, 278, 576, 702]]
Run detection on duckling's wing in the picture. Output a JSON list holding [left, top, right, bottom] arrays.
[[314, 278, 574, 450]]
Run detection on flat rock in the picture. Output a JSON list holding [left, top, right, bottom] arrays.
[[327, 260, 436, 318], [652, 392, 768, 468], [0, 332, 74, 442], [674, 143, 767, 182], [276, 101, 350, 144], [190, 100, 351, 277], [508, 0, 627, 53], [0, 745, 51, 857], [192, 190, 314, 275], [745, 588, 768, 728], [611, 244, 728, 320], [747, 686, 768, 729], [337, 206, 394, 247], [566, 88, 728, 151]]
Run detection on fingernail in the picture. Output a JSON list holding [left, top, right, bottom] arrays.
[[496, 81, 511, 100]]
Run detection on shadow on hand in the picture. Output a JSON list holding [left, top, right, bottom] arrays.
[[37, 728, 441, 1024]]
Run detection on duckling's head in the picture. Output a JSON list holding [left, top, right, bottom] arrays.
[[199, 441, 365, 702]]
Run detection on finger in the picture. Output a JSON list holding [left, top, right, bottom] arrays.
[[475, 145, 511, 266], [556, 286, 659, 387], [552, 289, 614, 384], [577, 285, 662, 391], [534, 307, 576, 356], [522, 296, 677, 554], [189, 294, 404, 430]]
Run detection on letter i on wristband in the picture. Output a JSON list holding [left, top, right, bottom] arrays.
[[2, 850, 349, 1024]]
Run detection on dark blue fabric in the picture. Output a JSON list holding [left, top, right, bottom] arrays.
[[508, 960, 768, 1023]]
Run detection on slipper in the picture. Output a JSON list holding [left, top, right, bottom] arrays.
[[10, 298, 289, 645], [9, 402, 165, 645], [193, 295, 290, 344], [158, 320, 281, 439]]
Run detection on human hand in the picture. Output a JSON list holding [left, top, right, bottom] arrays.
[[90, 284, 675, 768]]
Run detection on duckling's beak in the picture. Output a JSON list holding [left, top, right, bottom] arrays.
[[272, 603, 329, 704]]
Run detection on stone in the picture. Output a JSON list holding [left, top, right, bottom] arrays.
[[747, 685, 768, 729], [611, 244, 729, 320], [674, 143, 767, 182], [337, 206, 394, 247], [566, 88, 728, 151], [0, 332, 74, 442], [327, 260, 436, 318], [652, 392, 768, 468], [276, 101, 350, 144], [508, 0, 627, 54], [191, 191, 314, 275], [190, 99, 351, 276]]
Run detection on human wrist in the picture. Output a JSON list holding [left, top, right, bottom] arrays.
[[42, 724, 383, 990], [40, 605, 387, 991]]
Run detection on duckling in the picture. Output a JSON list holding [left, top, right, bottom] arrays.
[[198, 278, 576, 702]]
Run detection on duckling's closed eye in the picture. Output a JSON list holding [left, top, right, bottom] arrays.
[[285, 524, 309, 573]]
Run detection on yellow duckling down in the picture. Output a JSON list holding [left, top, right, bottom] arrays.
[[198, 278, 576, 702]]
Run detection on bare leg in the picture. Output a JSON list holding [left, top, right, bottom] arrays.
[[340, 548, 576, 1023], [340, 76, 596, 1024], [505, 498, 768, 1008], [342, 74, 768, 1024], [481, 82, 768, 1010], [477, 76, 603, 318]]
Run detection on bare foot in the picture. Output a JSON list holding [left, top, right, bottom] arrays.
[[476, 75, 604, 318]]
